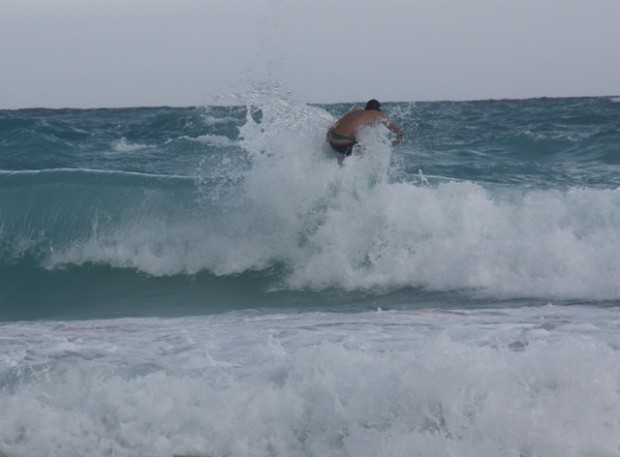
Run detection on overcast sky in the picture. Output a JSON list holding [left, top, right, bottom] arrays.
[[1, 0, 619, 109]]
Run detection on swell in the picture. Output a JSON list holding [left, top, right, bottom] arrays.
[[1, 257, 456, 321], [0, 105, 247, 175], [0, 261, 281, 321], [408, 97, 620, 188], [0, 168, 204, 265]]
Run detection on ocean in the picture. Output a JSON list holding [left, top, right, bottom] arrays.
[[1, 91, 620, 456]]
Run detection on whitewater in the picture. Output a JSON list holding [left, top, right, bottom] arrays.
[[1, 92, 620, 456]]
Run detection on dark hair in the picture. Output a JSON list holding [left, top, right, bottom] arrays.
[[365, 99, 381, 111]]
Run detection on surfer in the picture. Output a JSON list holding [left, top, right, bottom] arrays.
[[326, 99, 404, 156]]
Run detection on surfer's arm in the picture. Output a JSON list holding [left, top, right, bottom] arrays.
[[387, 119, 404, 146]]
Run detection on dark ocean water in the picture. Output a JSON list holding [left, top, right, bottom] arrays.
[[1, 93, 620, 456]]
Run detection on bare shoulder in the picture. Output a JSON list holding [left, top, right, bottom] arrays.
[[366, 110, 389, 123]]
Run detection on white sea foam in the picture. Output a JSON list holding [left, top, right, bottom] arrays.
[[111, 137, 149, 153], [201, 114, 240, 125], [188, 134, 238, 147], [1, 305, 620, 457]]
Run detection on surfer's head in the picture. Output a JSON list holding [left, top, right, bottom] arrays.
[[365, 99, 381, 111]]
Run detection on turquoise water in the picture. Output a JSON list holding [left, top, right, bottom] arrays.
[[1, 93, 620, 456]]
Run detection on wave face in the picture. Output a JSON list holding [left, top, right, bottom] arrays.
[[2, 96, 620, 319]]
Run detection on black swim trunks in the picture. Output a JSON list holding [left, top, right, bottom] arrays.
[[327, 129, 356, 156]]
